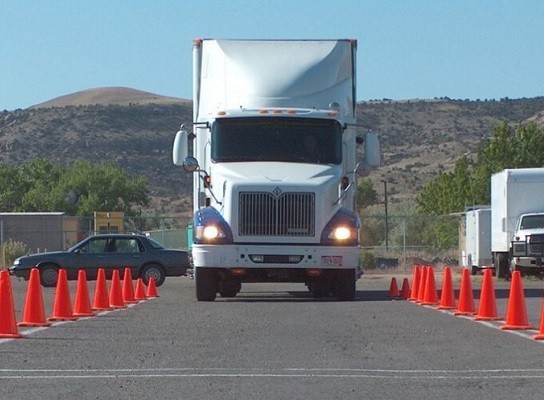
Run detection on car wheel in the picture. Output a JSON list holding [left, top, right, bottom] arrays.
[[141, 264, 166, 286], [496, 253, 510, 280], [40, 265, 58, 287]]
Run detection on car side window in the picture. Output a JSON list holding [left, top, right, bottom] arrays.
[[114, 238, 140, 253], [80, 238, 108, 253]]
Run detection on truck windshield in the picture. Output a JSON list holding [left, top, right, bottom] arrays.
[[520, 215, 544, 230], [211, 117, 342, 164]]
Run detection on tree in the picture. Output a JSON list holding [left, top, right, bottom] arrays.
[[55, 160, 149, 216], [19, 159, 64, 211], [0, 159, 149, 216], [417, 122, 544, 215], [0, 164, 22, 211], [357, 178, 379, 208]]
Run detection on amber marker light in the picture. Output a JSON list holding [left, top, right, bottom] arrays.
[[231, 268, 246, 276]]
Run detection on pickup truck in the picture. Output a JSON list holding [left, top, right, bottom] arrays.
[[510, 213, 544, 275]]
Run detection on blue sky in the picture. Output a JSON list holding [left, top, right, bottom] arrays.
[[1, 1, 543, 110]]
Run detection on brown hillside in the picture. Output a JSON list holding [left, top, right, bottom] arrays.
[[1, 89, 544, 214], [31, 87, 190, 108]]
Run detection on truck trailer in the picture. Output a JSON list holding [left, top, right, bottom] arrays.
[[173, 39, 379, 301], [491, 168, 544, 278], [464, 206, 492, 275]]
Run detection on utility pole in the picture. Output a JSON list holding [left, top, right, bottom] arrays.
[[382, 180, 389, 250]]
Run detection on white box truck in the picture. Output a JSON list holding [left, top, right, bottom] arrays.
[[491, 168, 544, 278], [173, 39, 379, 301], [464, 206, 492, 275]]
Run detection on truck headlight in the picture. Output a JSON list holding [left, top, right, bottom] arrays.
[[193, 207, 233, 244], [197, 225, 226, 241], [328, 226, 353, 241], [321, 208, 360, 246]]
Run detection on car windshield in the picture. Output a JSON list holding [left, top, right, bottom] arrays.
[[520, 215, 544, 230], [211, 117, 342, 164]]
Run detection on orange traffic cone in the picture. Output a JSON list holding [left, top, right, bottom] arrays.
[[146, 276, 159, 298], [474, 268, 500, 321], [437, 266, 456, 310], [416, 266, 428, 303], [122, 268, 137, 304], [501, 270, 534, 330], [109, 269, 127, 309], [408, 265, 421, 301], [0, 270, 23, 338], [134, 278, 147, 301], [389, 277, 400, 298], [454, 268, 475, 315], [532, 292, 544, 340], [92, 268, 111, 311], [421, 267, 438, 306], [19, 268, 51, 327], [48, 269, 78, 321], [73, 270, 95, 317], [400, 278, 411, 300]]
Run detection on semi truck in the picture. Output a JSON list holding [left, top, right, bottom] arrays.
[[491, 168, 544, 278], [172, 39, 379, 301]]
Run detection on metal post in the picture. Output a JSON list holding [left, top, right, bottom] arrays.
[[382, 180, 389, 250], [402, 217, 406, 270]]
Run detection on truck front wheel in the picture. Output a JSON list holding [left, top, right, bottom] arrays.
[[334, 269, 356, 301], [195, 268, 218, 301], [218, 280, 241, 298]]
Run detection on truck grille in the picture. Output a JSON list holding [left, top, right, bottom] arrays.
[[529, 234, 544, 255], [239, 192, 315, 237]]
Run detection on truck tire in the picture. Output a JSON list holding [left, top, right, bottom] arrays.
[[310, 282, 331, 298], [218, 280, 241, 298], [495, 252, 510, 280], [334, 269, 356, 301], [195, 268, 218, 301]]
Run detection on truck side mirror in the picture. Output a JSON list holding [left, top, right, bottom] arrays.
[[173, 129, 189, 166], [362, 131, 380, 168]]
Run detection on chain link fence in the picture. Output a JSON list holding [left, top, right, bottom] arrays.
[[360, 214, 461, 271], [1, 213, 462, 270]]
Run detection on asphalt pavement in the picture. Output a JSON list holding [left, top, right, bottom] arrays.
[[2, 272, 544, 399]]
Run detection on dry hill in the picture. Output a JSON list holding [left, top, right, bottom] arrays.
[[31, 87, 189, 108], [2, 87, 544, 214]]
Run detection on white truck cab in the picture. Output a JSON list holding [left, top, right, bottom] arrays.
[[173, 39, 379, 301], [511, 212, 544, 271]]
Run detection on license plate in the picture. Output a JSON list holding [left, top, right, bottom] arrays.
[[321, 256, 343, 266]]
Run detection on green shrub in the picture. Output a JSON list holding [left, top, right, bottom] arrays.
[[1, 239, 27, 268], [361, 250, 376, 270]]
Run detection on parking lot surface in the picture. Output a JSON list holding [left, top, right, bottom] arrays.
[[2, 272, 544, 399]]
